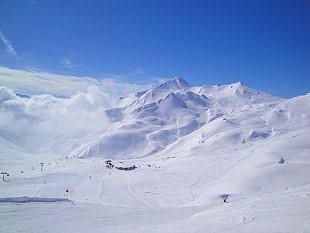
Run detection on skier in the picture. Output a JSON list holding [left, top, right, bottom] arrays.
[[64, 188, 70, 199]]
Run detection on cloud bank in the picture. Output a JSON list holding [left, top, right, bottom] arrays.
[[0, 85, 112, 153], [0, 67, 157, 156]]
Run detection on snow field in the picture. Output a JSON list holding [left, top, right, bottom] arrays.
[[0, 78, 309, 232]]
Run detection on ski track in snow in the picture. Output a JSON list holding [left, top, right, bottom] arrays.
[[98, 176, 106, 205], [126, 174, 152, 207]]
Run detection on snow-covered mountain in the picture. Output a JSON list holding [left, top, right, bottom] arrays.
[[0, 78, 309, 233], [67, 77, 282, 160]]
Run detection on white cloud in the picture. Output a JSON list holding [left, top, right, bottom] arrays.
[[0, 66, 153, 98], [0, 31, 17, 57], [131, 66, 145, 75], [61, 57, 79, 70], [0, 85, 112, 152], [0, 86, 16, 102]]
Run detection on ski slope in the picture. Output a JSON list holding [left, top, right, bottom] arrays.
[[0, 78, 309, 232]]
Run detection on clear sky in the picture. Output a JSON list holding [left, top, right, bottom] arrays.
[[0, 0, 309, 98]]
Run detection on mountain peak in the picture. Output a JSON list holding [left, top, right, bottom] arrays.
[[144, 77, 191, 99], [167, 77, 191, 88], [151, 77, 191, 93]]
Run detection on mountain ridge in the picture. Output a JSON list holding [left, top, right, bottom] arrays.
[[65, 79, 295, 159], [0, 78, 308, 161]]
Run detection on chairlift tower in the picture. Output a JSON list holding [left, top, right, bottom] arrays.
[[40, 163, 44, 171], [1, 172, 9, 181]]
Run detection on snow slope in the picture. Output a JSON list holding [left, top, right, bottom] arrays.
[[0, 78, 309, 233]]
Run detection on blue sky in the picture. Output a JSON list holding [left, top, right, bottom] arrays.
[[0, 0, 309, 98]]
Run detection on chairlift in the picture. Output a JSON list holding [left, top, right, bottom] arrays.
[[1, 172, 9, 181]]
